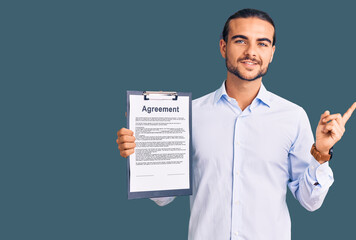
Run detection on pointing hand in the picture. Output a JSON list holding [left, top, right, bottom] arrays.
[[315, 102, 356, 156]]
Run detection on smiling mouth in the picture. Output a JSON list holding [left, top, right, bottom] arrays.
[[241, 60, 258, 65], [241, 60, 259, 67]]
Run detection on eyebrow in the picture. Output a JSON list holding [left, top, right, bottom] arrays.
[[231, 35, 272, 44], [257, 38, 272, 44], [231, 35, 248, 40]]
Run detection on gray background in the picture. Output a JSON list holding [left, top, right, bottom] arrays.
[[1, 0, 355, 239]]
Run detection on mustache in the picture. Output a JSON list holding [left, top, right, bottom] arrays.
[[238, 56, 262, 65]]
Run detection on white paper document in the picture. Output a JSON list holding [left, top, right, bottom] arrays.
[[128, 92, 191, 196]]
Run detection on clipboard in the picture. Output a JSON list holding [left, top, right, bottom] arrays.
[[126, 90, 192, 200]]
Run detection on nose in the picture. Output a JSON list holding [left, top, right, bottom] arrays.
[[244, 43, 257, 58]]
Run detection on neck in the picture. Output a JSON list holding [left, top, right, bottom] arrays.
[[225, 72, 262, 111]]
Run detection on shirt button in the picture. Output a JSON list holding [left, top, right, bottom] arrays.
[[234, 232, 239, 236], [234, 200, 239, 205], [236, 141, 240, 145], [235, 171, 239, 175], [228, 98, 231, 102]]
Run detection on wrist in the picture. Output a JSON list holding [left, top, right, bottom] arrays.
[[310, 143, 333, 162], [315, 143, 330, 155], [318, 150, 329, 156]]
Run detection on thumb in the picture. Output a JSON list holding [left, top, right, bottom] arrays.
[[319, 110, 330, 124]]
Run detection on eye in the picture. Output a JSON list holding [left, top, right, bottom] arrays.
[[235, 39, 245, 44], [258, 42, 268, 47]]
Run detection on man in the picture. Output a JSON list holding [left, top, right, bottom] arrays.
[[117, 9, 356, 240]]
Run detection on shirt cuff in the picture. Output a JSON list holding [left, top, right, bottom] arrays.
[[308, 158, 334, 188], [150, 196, 176, 206]]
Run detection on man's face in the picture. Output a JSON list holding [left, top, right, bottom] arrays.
[[220, 17, 276, 81]]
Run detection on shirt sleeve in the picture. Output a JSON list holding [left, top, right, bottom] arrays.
[[150, 197, 176, 206], [287, 108, 334, 212]]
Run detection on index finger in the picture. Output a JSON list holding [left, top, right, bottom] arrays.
[[342, 102, 356, 124], [117, 128, 134, 137]]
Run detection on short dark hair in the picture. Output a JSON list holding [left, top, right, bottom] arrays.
[[222, 8, 276, 46]]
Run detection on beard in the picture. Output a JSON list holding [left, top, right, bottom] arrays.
[[225, 56, 269, 81]]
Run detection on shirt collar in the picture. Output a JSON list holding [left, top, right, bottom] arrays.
[[214, 80, 272, 109], [213, 81, 228, 104]]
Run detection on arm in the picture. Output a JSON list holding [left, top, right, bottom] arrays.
[[288, 103, 355, 211], [288, 109, 334, 212]]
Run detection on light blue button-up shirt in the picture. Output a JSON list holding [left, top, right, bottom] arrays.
[[152, 81, 334, 240]]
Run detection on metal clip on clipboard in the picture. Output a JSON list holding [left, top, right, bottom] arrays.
[[143, 91, 178, 100]]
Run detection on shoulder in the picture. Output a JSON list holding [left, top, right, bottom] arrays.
[[192, 91, 216, 109], [266, 91, 311, 129], [267, 91, 313, 140], [269, 91, 306, 115]]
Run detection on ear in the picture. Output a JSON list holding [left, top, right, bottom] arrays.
[[219, 39, 227, 59], [270, 45, 276, 63]]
